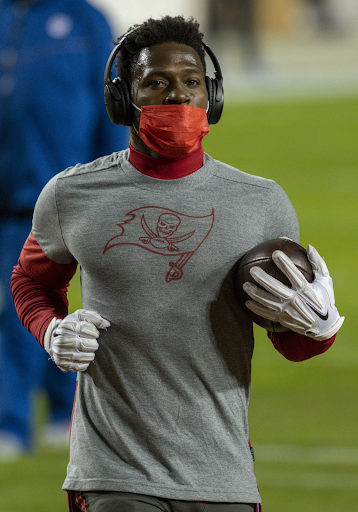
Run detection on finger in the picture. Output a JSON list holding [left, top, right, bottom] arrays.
[[287, 295, 316, 325], [79, 321, 100, 338], [55, 363, 71, 373], [77, 309, 111, 329], [272, 250, 308, 290], [245, 300, 307, 334], [307, 245, 329, 277], [57, 320, 100, 338], [77, 337, 99, 352], [245, 300, 281, 321], [52, 335, 77, 348], [73, 362, 92, 372], [243, 281, 280, 302], [303, 280, 326, 311], [53, 350, 95, 364], [246, 298, 316, 334], [243, 282, 284, 311], [56, 361, 90, 373], [249, 266, 293, 300], [53, 335, 98, 353], [70, 351, 96, 363], [56, 318, 78, 334], [276, 311, 312, 333]]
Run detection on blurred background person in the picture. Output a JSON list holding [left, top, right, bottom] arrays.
[[0, 0, 128, 459], [207, 0, 262, 70], [307, 0, 337, 32]]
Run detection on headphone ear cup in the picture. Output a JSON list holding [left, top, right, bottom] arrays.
[[205, 76, 224, 125], [104, 78, 132, 126], [104, 83, 118, 124], [205, 76, 214, 124]]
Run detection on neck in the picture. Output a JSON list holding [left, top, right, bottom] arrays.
[[129, 144, 204, 180], [130, 128, 160, 158]]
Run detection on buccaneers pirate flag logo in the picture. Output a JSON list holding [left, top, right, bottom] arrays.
[[103, 206, 214, 282]]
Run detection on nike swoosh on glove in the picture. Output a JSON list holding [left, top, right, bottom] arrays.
[[242, 245, 344, 341], [43, 309, 110, 372]]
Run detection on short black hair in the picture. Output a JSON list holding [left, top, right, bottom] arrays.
[[115, 15, 206, 83]]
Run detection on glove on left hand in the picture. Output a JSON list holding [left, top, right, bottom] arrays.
[[243, 245, 344, 340]]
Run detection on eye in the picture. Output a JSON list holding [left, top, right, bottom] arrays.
[[148, 79, 167, 89], [186, 78, 200, 87]]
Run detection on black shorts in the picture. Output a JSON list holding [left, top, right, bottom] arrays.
[[68, 491, 261, 512]]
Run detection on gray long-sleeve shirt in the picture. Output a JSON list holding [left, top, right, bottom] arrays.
[[32, 149, 299, 502]]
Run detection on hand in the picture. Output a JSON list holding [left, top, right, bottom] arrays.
[[243, 245, 344, 340], [43, 309, 110, 372]]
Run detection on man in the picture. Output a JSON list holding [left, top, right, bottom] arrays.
[[10, 15, 343, 511], [0, 0, 129, 456]]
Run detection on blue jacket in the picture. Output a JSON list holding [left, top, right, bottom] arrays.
[[0, 0, 129, 214]]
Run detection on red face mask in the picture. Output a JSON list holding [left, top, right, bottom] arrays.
[[134, 104, 210, 159]]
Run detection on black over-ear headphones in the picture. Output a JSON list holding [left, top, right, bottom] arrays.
[[104, 31, 224, 126]]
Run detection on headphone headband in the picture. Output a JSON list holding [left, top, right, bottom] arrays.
[[104, 28, 137, 87], [104, 32, 224, 126], [201, 43, 222, 94]]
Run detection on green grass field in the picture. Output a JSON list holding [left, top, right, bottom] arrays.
[[1, 96, 357, 511]]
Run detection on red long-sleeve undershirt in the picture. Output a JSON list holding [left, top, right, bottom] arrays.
[[10, 232, 77, 346], [11, 232, 335, 358], [268, 329, 335, 361]]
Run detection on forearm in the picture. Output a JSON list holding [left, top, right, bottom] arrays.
[[11, 261, 69, 345], [10, 232, 78, 345], [268, 330, 336, 362]]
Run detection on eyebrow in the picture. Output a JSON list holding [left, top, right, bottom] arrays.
[[143, 67, 204, 79]]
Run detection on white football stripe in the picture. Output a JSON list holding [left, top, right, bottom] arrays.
[[257, 469, 358, 490], [254, 443, 358, 465]]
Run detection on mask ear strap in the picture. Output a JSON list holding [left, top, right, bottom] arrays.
[[130, 101, 141, 133], [131, 101, 141, 112]]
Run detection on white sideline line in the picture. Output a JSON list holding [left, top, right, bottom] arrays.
[[254, 444, 358, 490], [257, 470, 358, 490], [254, 443, 358, 465]]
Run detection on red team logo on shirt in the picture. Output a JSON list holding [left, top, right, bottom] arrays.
[[103, 206, 214, 282]]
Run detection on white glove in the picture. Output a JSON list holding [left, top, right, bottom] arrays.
[[43, 309, 110, 372], [243, 245, 344, 340]]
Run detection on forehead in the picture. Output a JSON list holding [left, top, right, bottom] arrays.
[[132, 42, 205, 78]]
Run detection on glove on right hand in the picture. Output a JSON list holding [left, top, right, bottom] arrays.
[[43, 309, 110, 372], [243, 245, 344, 340]]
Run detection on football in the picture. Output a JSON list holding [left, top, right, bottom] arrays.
[[236, 238, 314, 331]]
